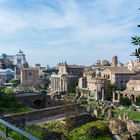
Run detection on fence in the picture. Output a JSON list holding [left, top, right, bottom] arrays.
[[0, 119, 39, 140]]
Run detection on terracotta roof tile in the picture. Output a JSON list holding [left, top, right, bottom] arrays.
[[105, 66, 134, 74]]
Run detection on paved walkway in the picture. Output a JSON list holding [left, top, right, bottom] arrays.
[[26, 114, 65, 125]]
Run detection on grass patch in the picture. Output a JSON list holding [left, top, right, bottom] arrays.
[[69, 121, 111, 140], [24, 125, 44, 139], [3, 107, 35, 115], [37, 121, 69, 137], [135, 131, 140, 139], [23, 120, 111, 140], [112, 108, 140, 122], [0, 124, 38, 140], [22, 121, 69, 140], [0, 120, 111, 140]]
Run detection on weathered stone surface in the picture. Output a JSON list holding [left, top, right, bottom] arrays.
[[93, 108, 101, 117], [108, 118, 128, 135], [120, 131, 132, 140], [44, 131, 66, 140], [127, 121, 140, 136], [2, 104, 83, 127], [87, 126, 101, 137], [67, 113, 96, 129]]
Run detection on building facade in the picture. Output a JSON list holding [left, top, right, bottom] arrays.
[[50, 74, 78, 94], [78, 74, 108, 101], [0, 50, 28, 70], [113, 76, 140, 103], [87, 77, 107, 100], [21, 68, 39, 87], [58, 63, 84, 77], [0, 69, 14, 83], [101, 67, 135, 90], [78, 77, 87, 89], [50, 63, 84, 94]]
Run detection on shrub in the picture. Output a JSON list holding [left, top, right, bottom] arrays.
[[69, 121, 111, 140], [119, 96, 132, 106], [4, 87, 15, 94], [135, 96, 140, 106]]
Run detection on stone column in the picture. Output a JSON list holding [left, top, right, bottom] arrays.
[[65, 78, 67, 92], [60, 77, 61, 92], [95, 92, 98, 100], [63, 77, 65, 91], [134, 96, 137, 102], [113, 92, 115, 102], [96, 85, 98, 100], [61, 78, 63, 91], [118, 93, 120, 102], [54, 77, 56, 91], [102, 88, 104, 101], [55, 77, 57, 91], [52, 78, 53, 91], [57, 77, 59, 92], [57, 77, 60, 94]]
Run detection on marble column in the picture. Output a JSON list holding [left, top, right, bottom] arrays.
[[112, 92, 115, 102], [102, 88, 104, 101], [118, 93, 120, 102]]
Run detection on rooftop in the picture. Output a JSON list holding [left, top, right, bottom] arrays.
[[130, 75, 140, 80], [105, 66, 134, 74], [116, 90, 140, 95]]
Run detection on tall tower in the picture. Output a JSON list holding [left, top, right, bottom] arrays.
[[112, 56, 118, 67]]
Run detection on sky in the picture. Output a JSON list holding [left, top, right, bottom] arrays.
[[0, 0, 139, 66]]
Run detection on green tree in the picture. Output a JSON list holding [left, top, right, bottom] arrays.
[[0, 63, 6, 69], [4, 87, 15, 94], [0, 91, 16, 108], [43, 82, 49, 90], [135, 96, 140, 106], [105, 83, 117, 101], [131, 9, 140, 59], [119, 96, 132, 106], [10, 79, 20, 87], [132, 36, 140, 46], [131, 47, 140, 60], [71, 81, 78, 94]]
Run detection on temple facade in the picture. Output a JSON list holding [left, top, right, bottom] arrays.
[[50, 63, 84, 94], [113, 75, 140, 103]]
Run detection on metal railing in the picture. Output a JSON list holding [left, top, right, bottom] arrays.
[[0, 119, 39, 140]]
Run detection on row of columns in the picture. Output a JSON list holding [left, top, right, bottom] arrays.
[[51, 76, 68, 93], [95, 88, 105, 101]]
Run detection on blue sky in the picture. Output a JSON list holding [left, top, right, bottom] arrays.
[[0, 0, 139, 66]]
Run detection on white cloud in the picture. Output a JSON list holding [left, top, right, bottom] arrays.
[[0, 8, 27, 34], [0, 0, 139, 66]]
